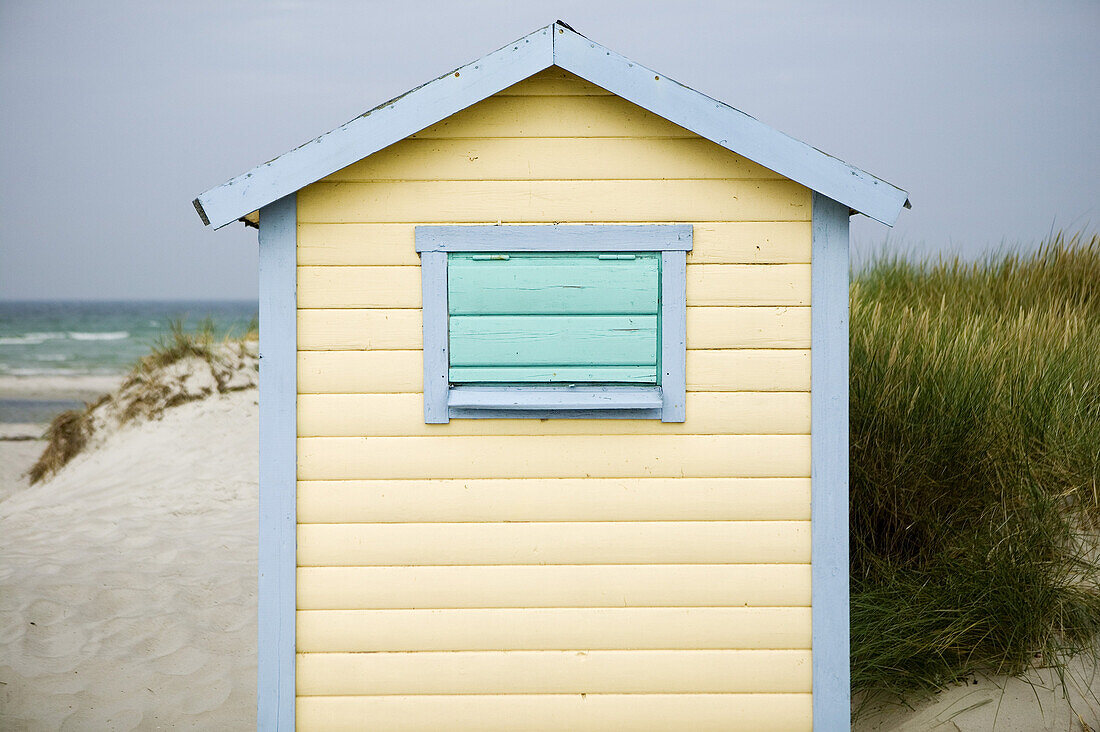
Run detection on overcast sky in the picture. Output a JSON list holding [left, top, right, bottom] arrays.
[[1, 0, 1097, 301]]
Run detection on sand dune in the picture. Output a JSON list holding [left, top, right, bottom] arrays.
[[0, 390, 258, 730]]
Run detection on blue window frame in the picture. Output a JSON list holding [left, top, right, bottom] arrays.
[[415, 225, 691, 422]]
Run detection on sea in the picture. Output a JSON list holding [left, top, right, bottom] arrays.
[[0, 301, 258, 423]]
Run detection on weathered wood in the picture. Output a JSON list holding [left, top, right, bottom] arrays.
[[297, 607, 812, 652], [447, 254, 659, 315], [448, 365, 657, 383], [296, 649, 812, 695], [449, 315, 657, 367], [296, 477, 811, 523], [297, 434, 810, 480], [296, 564, 812, 610]]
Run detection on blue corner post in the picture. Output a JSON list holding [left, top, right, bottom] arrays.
[[811, 191, 851, 730], [257, 193, 297, 731]]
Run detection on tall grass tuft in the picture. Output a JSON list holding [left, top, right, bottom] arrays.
[[850, 233, 1100, 700]]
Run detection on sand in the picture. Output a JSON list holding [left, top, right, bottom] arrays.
[[855, 660, 1100, 731], [0, 389, 258, 730]]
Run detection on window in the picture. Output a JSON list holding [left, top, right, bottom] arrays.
[[416, 225, 691, 422]]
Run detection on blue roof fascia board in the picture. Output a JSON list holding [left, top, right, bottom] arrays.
[[194, 25, 555, 228], [193, 21, 909, 229], [552, 24, 908, 226]]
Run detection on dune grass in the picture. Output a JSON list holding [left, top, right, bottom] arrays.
[[28, 318, 258, 484], [849, 233, 1100, 700]]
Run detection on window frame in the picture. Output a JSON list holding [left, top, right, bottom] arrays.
[[415, 224, 691, 423]]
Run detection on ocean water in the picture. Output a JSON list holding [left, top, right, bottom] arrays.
[[0, 301, 257, 423]]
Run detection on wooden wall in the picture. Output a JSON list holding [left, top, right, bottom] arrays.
[[294, 68, 813, 731]]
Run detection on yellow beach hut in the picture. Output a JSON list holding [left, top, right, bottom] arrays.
[[193, 21, 908, 732]]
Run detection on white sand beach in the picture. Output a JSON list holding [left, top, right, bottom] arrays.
[[0, 374, 258, 730], [1, 367, 1096, 730]]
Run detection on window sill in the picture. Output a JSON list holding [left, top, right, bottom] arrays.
[[445, 385, 664, 419]]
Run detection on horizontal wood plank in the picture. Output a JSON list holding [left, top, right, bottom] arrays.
[[296, 392, 811, 436], [297, 180, 811, 224], [406, 94, 694, 139], [448, 255, 659, 315], [297, 564, 812, 609], [296, 693, 811, 732], [297, 521, 809, 566], [297, 222, 811, 266], [296, 264, 810, 308], [297, 477, 811, 523], [297, 307, 811, 350], [495, 68, 613, 96], [297, 349, 811, 393], [325, 137, 782, 182], [296, 649, 812, 695], [448, 365, 657, 383], [687, 264, 809, 306], [297, 434, 810, 480], [296, 607, 812, 652], [449, 314, 657, 367]]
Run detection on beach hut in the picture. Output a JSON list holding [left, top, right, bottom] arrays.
[[193, 21, 908, 731]]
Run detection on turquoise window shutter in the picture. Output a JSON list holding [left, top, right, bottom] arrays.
[[447, 253, 660, 385], [415, 224, 691, 422]]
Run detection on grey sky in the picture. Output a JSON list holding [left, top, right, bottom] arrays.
[[1, 0, 1097, 301]]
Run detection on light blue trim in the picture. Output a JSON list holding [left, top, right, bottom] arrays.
[[195, 25, 554, 228], [416, 225, 688, 422], [811, 191, 851, 730], [257, 193, 296, 732], [420, 251, 449, 424], [194, 22, 908, 229], [659, 251, 687, 422], [449, 385, 662, 410], [553, 25, 908, 226], [415, 224, 693, 252]]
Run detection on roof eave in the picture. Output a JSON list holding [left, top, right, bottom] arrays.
[[194, 21, 908, 229]]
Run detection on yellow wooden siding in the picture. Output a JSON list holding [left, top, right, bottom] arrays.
[[297, 607, 812, 651], [298, 392, 810, 436], [297, 434, 810, 480], [299, 348, 811, 393], [407, 94, 695, 138], [297, 650, 811, 695], [297, 478, 811, 523], [496, 67, 613, 95], [298, 521, 809, 566], [298, 307, 811, 350], [298, 222, 811, 265], [298, 179, 809, 223], [297, 263, 810, 308], [327, 137, 783, 181], [294, 70, 813, 725], [296, 694, 812, 732], [297, 564, 811, 609]]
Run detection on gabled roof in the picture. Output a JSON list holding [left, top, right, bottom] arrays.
[[194, 21, 909, 229]]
